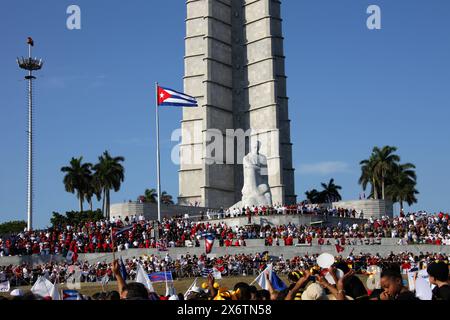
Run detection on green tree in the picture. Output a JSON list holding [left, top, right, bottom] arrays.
[[385, 163, 419, 211], [161, 191, 174, 205], [50, 210, 104, 228], [93, 151, 125, 219], [85, 172, 102, 211], [372, 146, 400, 200], [320, 178, 342, 203], [305, 189, 321, 204], [359, 146, 401, 200], [61, 157, 92, 212], [359, 154, 379, 199], [142, 188, 158, 203], [0, 220, 27, 236]]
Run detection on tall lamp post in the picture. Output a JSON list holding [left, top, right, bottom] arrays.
[[17, 37, 43, 231]]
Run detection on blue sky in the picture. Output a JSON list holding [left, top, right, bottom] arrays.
[[1, 0, 449, 228]]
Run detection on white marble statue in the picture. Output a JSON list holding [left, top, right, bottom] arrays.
[[240, 141, 273, 208]]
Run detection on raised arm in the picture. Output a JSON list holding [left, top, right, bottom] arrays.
[[207, 273, 218, 299], [264, 272, 277, 300], [285, 270, 310, 300], [112, 259, 127, 298]]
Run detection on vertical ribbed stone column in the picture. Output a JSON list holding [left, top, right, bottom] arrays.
[[180, 0, 296, 208]]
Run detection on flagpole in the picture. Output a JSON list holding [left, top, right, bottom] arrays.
[[110, 226, 116, 262], [155, 82, 162, 226]]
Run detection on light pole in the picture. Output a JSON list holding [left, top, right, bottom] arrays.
[[17, 37, 43, 231]]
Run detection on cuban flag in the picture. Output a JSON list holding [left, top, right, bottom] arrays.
[[204, 233, 215, 254], [201, 267, 222, 279], [157, 86, 198, 107], [113, 225, 134, 236], [63, 290, 81, 300]]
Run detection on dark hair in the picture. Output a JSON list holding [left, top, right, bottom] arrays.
[[11, 292, 40, 301], [249, 285, 257, 294], [288, 271, 301, 282], [124, 282, 149, 300], [334, 262, 350, 274], [233, 282, 251, 300], [106, 291, 120, 300], [427, 262, 449, 282], [256, 290, 270, 300], [381, 268, 402, 281], [92, 292, 106, 300], [368, 288, 384, 299]]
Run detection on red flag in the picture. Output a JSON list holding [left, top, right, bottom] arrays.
[[335, 244, 345, 253]]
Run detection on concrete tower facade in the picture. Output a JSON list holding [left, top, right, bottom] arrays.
[[179, 0, 296, 208]]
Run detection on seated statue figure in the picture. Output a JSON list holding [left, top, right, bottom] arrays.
[[241, 141, 273, 208]]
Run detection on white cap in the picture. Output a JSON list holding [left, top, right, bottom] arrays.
[[10, 289, 24, 297]]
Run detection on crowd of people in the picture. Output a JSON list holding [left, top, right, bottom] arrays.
[[1, 250, 448, 285], [0, 210, 449, 258], [1, 251, 449, 301], [205, 204, 364, 220]]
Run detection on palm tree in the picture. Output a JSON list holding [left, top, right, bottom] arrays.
[[372, 146, 400, 200], [85, 173, 102, 211], [359, 154, 379, 199], [320, 178, 342, 203], [93, 151, 125, 219], [305, 189, 321, 204], [161, 191, 174, 205], [143, 188, 158, 203], [359, 146, 400, 200], [386, 163, 419, 211], [61, 157, 92, 212]]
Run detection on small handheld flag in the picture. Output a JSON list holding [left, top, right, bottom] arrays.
[[113, 225, 134, 237], [335, 244, 345, 254], [157, 86, 198, 107], [119, 256, 128, 281], [63, 290, 81, 300], [271, 272, 287, 291], [204, 233, 215, 254], [0, 281, 10, 293], [149, 271, 173, 283]]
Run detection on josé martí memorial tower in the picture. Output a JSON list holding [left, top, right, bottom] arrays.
[[179, 0, 296, 208]]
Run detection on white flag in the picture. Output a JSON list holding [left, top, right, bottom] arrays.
[[0, 281, 10, 293], [165, 282, 176, 297], [407, 272, 416, 291], [136, 263, 154, 293], [50, 282, 62, 301], [184, 278, 198, 299], [212, 268, 222, 280], [252, 264, 273, 290], [415, 269, 433, 300], [31, 276, 54, 298]]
